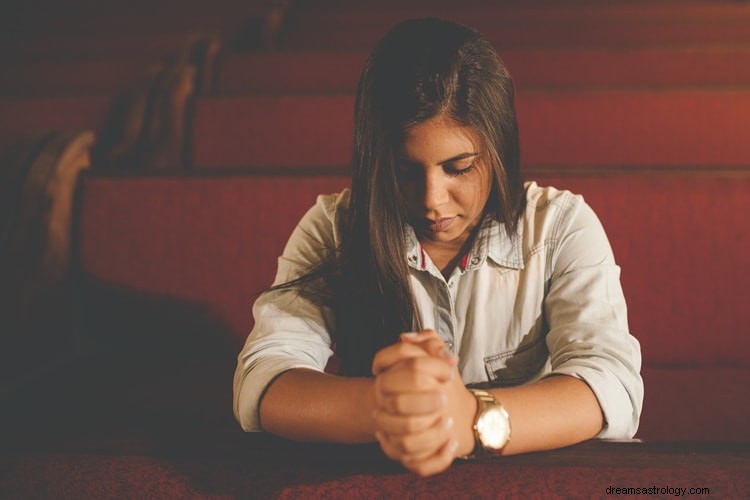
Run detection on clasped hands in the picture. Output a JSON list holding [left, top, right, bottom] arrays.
[[371, 329, 477, 476]]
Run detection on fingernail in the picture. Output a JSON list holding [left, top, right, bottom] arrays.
[[444, 416, 454, 430], [448, 439, 459, 453], [400, 332, 419, 342]]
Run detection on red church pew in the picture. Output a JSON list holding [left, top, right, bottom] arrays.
[[191, 90, 750, 169], [75, 171, 750, 441], [280, 3, 750, 49], [283, 22, 750, 50], [191, 95, 353, 169], [0, 33, 210, 60], [0, 96, 110, 151], [289, 1, 750, 27], [77, 174, 351, 347], [216, 47, 750, 94], [0, 0, 266, 60], [0, 58, 161, 96]]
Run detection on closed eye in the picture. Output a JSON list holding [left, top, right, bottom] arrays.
[[445, 163, 476, 177]]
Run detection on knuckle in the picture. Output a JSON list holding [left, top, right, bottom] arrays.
[[399, 435, 419, 454], [405, 416, 423, 433], [402, 356, 421, 372], [390, 394, 406, 414]]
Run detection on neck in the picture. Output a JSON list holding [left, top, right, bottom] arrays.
[[421, 237, 474, 280]]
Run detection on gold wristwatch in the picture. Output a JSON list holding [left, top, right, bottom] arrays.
[[465, 389, 511, 457]]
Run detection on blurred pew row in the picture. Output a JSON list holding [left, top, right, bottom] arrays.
[[2, 1, 750, 171]]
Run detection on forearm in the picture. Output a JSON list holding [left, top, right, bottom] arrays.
[[484, 374, 604, 456], [259, 368, 377, 444]]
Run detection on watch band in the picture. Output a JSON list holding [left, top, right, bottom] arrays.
[[463, 388, 510, 458]]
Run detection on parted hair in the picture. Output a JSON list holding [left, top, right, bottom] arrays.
[[278, 17, 524, 376]]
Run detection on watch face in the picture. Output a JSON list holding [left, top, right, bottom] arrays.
[[477, 406, 510, 449]]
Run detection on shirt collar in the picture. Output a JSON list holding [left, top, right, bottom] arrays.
[[404, 216, 524, 271]]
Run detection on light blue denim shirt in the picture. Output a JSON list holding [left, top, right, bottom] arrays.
[[234, 182, 643, 438]]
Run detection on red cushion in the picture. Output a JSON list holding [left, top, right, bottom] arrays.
[[78, 173, 750, 368], [637, 367, 750, 441], [0, 59, 158, 96], [191, 91, 750, 168], [217, 48, 750, 93], [78, 174, 350, 347], [535, 174, 750, 367], [281, 6, 750, 49], [0, 96, 109, 150]]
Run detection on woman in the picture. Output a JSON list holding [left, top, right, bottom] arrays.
[[233, 17, 643, 477]]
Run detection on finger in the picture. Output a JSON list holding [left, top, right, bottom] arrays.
[[373, 409, 441, 435], [378, 432, 443, 465], [400, 329, 440, 342], [390, 415, 454, 456], [376, 357, 455, 394], [375, 431, 403, 462], [375, 415, 452, 460], [372, 342, 430, 376], [378, 390, 446, 415], [403, 438, 459, 477], [401, 331, 458, 366]]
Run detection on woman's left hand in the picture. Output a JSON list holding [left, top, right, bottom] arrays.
[[371, 330, 477, 476]]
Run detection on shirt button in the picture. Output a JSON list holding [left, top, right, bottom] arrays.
[[470, 256, 480, 265], [444, 341, 454, 351], [448, 281, 455, 288], [408, 255, 417, 263]]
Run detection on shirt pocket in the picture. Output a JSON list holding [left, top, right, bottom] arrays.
[[483, 334, 549, 387]]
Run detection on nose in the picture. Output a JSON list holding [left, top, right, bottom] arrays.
[[421, 169, 450, 211]]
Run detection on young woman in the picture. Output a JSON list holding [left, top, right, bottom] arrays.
[[233, 17, 643, 477]]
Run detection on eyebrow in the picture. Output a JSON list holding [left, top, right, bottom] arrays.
[[438, 152, 480, 165], [399, 152, 480, 165]]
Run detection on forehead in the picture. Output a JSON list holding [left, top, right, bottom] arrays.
[[400, 116, 481, 161]]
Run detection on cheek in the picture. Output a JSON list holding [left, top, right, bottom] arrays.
[[461, 178, 491, 215]]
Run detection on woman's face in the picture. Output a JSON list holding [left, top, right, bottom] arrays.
[[398, 115, 492, 251]]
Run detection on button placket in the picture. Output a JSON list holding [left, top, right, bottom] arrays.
[[434, 279, 455, 349]]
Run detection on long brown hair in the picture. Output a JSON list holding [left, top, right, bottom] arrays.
[[275, 18, 524, 376]]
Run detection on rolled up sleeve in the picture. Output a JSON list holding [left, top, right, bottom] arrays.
[[543, 195, 644, 439], [233, 193, 344, 431]]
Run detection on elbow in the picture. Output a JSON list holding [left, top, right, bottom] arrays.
[[233, 371, 263, 432], [597, 370, 644, 440]]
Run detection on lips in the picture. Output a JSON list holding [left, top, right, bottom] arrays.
[[427, 217, 456, 232]]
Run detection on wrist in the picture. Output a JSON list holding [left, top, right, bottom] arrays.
[[461, 388, 512, 458], [362, 377, 379, 440], [457, 387, 479, 456]]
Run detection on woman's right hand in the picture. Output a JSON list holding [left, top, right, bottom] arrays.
[[370, 330, 464, 476]]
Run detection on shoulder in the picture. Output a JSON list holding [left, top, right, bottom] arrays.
[[524, 181, 580, 212], [522, 181, 584, 240], [522, 180, 603, 235], [285, 188, 350, 254], [521, 181, 615, 272], [315, 188, 351, 221]]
